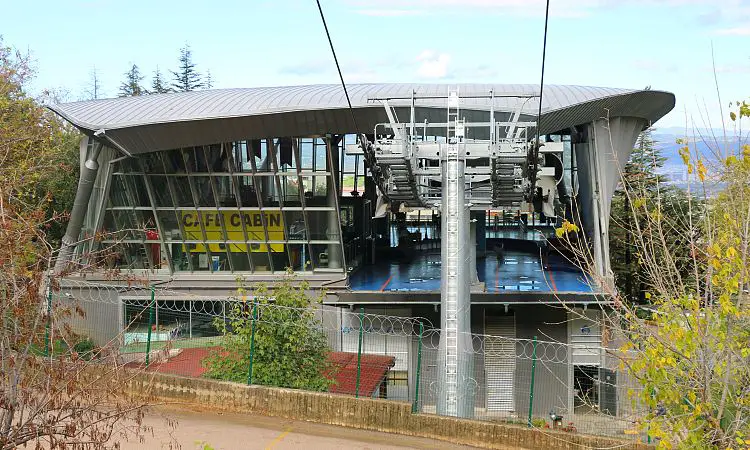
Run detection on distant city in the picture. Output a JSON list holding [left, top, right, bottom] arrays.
[[652, 127, 746, 188]]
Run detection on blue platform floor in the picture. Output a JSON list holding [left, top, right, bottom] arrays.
[[348, 250, 594, 293]]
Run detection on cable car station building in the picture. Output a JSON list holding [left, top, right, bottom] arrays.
[[50, 83, 674, 419]]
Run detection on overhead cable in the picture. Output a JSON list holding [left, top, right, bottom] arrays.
[[530, 0, 552, 200], [314, 0, 360, 133]]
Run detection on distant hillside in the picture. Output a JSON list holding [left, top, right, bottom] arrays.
[[651, 129, 744, 184]]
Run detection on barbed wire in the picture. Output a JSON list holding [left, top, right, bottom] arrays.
[[56, 278, 637, 366], [56, 279, 433, 337]]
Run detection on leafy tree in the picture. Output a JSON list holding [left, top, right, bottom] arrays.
[[150, 66, 170, 94], [118, 63, 145, 97], [170, 44, 203, 92], [1, 38, 148, 449], [37, 125, 81, 249], [203, 276, 334, 391], [560, 102, 750, 448], [609, 128, 703, 304]]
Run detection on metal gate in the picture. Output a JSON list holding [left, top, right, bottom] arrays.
[[485, 315, 516, 412]]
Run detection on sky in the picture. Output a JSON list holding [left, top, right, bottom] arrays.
[[2, 0, 749, 128]]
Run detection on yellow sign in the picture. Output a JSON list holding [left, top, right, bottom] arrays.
[[181, 211, 284, 253]]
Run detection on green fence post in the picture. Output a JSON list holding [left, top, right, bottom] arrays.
[[355, 307, 364, 398], [145, 286, 155, 367], [647, 387, 655, 443], [527, 335, 538, 427], [44, 287, 52, 357], [412, 322, 424, 413], [247, 301, 258, 385]]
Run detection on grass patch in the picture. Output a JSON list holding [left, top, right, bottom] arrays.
[[120, 335, 226, 354]]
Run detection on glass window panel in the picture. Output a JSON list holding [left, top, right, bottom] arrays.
[[314, 176, 327, 198], [284, 210, 306, 241], [101, 209, 122, 240], [144, 240, 166, 269], [272, 250, 291, 273], [297, 138, 312, 170], [299, 176, 325, 203], [234, 141, 252, 173], [250, 251, 272, 272], [255, 140, 273, 173], [305, 210, 339, 241], [277, 138, 294, 170], [118, 174, 151, 207], [240, 211, 266, 243], [188, 249, 212, 271], [139, 210, 157, 235], [214, 175, 236, 206], [236, 175, 258, 207], [204, 144, 226, 172], [170, 176, 193, 207], [110, 243, 149, 269], [162, 149, 187, 174], [229, 251, 252, 271], [158, 210, 191, 272], [279, 173, 300, 204], [106, 209, 140, 240], [118, 158, 140, 173], [186, 147, 209, 173], [244, 140, 262, 173], [205, 244, 231, 271], [314, 138, 326, 171], [108, 176, 130, 207], [142, 152, 166, 174], [254, 173, 279, 206], [287, 243, 308, 271], [191, 176, 216, 207], [259, 209, 285, 243], [309, 244, 330, 270], [156, 210, 181, 240], [149, 175, 173, 207]]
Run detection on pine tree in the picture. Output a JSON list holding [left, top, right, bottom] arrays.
[[611, 131, 660, 304], [118, 64, 145, 97], [170, 44, 203, 92], [150, 66, 170, 94]]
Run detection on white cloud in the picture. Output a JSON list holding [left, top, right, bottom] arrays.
[[715, 63, 750, 74], [715, 26, 750, 35], [416, 50, 451, 78]]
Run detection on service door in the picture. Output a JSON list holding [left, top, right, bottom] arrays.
[[485, 314, 516, 413]]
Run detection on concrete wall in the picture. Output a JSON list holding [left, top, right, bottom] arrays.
[[60, 287, 122, 347], [127, 371, 650, 450]]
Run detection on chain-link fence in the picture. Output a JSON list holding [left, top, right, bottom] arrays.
[[51, 279, 648, 442]]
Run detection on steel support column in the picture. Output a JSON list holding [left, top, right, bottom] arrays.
[[54, 138, 103, 274], [437, 158, 474, 418], [326, 136, 344, 269]]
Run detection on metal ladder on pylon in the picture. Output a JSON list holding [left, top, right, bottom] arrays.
[[444, 90, 462, 416]]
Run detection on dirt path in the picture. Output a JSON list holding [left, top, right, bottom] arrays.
[[119, 404, 482, 450]]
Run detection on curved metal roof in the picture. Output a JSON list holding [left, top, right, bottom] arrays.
[[48, 83, 675, 155]]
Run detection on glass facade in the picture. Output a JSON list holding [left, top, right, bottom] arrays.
[[96, 137, 355, 274]]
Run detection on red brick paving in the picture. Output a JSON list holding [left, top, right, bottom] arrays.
[[129, 347, 395, 397]]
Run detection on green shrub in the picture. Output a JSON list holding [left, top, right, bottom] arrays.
[[202, 275, 334, 392]]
